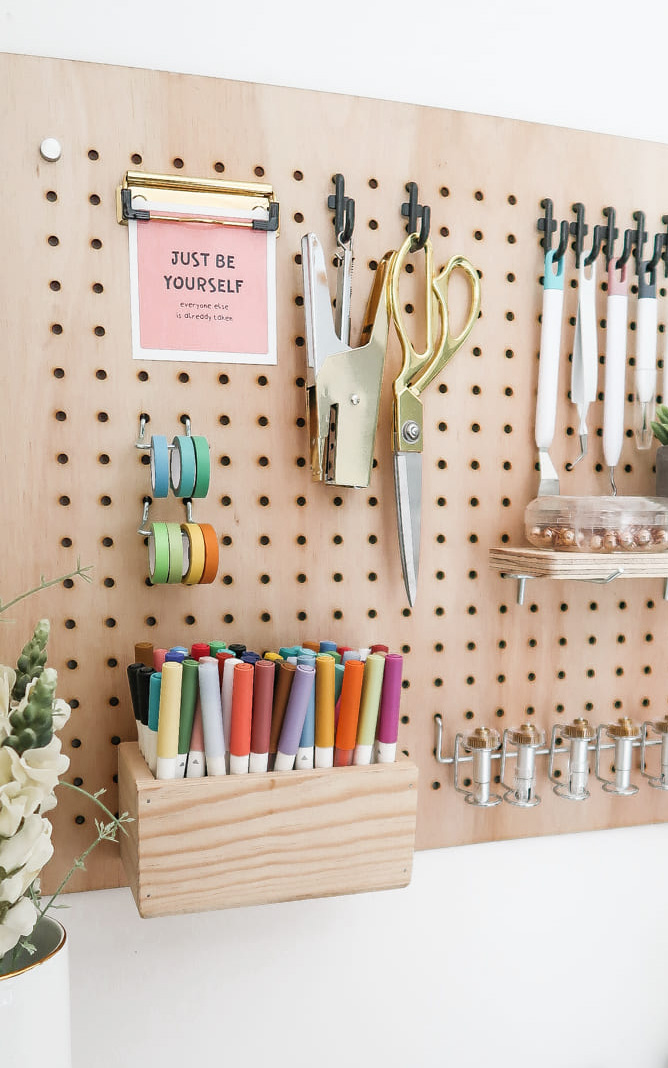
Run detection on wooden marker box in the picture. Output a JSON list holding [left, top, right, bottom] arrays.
[[118, 743, 418, 918]]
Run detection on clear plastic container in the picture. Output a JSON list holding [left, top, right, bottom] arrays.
[[524, 496, 668, 553]]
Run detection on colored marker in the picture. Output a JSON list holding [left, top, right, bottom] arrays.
[[315, 654, 336, 768], [126, 662, 143, 744], [228, 643, 246, 658], [264, 651, 283, 663], [240, 651, 261, 665], [370, 644, 389, 655], [334, 663, 345, 705], [165, 648, 187, 663], [186, 699, 206, 778], [296, 653, 316, 768], [319, 640, 337, 654], [215, 649, 234, 684], [270, 662, 296, 755], [134, 641, 154, 667], [279, 645, 302, 661], [302, 640, 320, 654], [177, 658, 199, 777], [275, 663, 316, 771], [342, 649, 359, 664], [229, 662, 254, 773], [221, 656, 242, 767], [208, 640, 227, 656], [334, 660, 365, 766], [153, 648, 167, 672], [137, 665, 153, 760], [358, 647, 371, 662], [190, 642, 210, 661], [354, 653, 385, 765], [375, 653, 403, 762], [250, 658, 275, 772], [156, 661, 183, 779], [147, 670, 162, 774], [198, 657, 226, 776]]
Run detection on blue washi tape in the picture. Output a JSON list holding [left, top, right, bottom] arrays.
[[150, 436, 170, 498]]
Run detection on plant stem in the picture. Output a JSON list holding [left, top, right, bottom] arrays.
[[0, 559, 93, 617], [38, 782, 130, 920]]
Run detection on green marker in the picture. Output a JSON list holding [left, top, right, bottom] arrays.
[[353, 654, 385, 765], [177, 659, 199, 777]]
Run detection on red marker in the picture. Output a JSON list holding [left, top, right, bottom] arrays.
[[250, 659, 275, 772]]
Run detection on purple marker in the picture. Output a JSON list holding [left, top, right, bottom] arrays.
[[375, 653, 403, 763], [275, 663, 316, 771]]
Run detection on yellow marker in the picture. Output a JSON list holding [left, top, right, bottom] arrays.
[[354, 653, 385, 765], [264, 651, 283, 662], [315, 654, 336, 768], [156, 661, 183, 779]]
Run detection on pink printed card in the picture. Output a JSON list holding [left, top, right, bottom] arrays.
[[128, 201, 277, 364]]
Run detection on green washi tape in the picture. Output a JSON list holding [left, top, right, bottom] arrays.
[[148, 522, 170, 584], [191, 436, 211, 498], [170, 435, 197, 497], [166, 522, 185, 583]]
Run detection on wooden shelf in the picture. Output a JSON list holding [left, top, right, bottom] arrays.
[[489, 546, 668, 603], [118, 743, 418, 918]]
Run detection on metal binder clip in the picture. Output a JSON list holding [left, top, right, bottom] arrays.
[[500, 723, 545, 807], [301, 232, 392, 488], [641, 716, 668, 790], [454, 727, 502, 807], [595, 718, 641, 796], [548, 718, 596, 801]]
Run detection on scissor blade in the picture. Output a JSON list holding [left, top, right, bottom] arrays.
[[393, 452, 422, 607]]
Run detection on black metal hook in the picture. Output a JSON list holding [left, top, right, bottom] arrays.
[[328, 173, 355, 245], [661, 215, 668, 277], [632, 210, 648, 276], [585, 224, 605, 267], [401, 182, 430, 251], [552, 220, 570, 263], [616, 228, 634, 270], [601, 206, 619, 269], [537, 198, 557, 253], [646, 232, 665, 286], [570, 203, 589, 269]]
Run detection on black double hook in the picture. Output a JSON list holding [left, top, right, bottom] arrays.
[[328, 174, 355, 245], [601, 206, 618, 269], [537, 198, 557, 252], [401, 182, 430, 251], [570, 203, 589, 269]]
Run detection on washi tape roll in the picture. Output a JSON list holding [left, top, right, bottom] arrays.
[[150, 436, 170, 498], [148, 521, 170, 583], [170, 435, 197, 497], [166, 522, 185, 583], [191, 436, 211, 498], [199, 523, 219, 584], [181, 522, 206, 585]]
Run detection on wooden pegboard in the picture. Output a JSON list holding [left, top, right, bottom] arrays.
[[1, 52, 667, 895]]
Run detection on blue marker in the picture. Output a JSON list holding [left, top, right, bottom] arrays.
[[166, 648, 187, 663], [296, 653, 316, 769], [319, 640, 337, 654], [147, 670, 162, 775], [240, 651, 261, 665]]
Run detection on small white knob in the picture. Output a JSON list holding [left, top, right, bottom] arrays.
[[40, 138, 62, 162]]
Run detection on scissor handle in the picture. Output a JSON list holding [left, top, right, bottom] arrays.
[[409, 255, 481, 398], [389, 233, 437, 393]]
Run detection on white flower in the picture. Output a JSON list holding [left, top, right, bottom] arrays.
[[0, 896, 38, 957], [0, 815, 53, 905]]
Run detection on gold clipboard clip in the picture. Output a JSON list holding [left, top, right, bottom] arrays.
[[301, 232, 393, 488], [116, 170, 279, 233]]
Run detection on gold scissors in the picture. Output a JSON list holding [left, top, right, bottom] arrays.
[[389, 232, 481, 606]]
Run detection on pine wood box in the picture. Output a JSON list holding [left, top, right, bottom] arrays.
[[118, 742, 418, 918]]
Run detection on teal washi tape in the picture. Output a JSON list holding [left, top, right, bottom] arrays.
[[191, 435, 211, 498], [170, 435, 197, 497]]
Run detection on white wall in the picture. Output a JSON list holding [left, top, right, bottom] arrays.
[[3, 3, 668, 1065]]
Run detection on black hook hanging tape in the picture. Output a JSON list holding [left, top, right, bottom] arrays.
[[537, 198, 558, 252], [328, 174, 355, 244], [570, 203, 589, 269], [661, 215, 668, 277], [401, 182, 430, 251], [646, 232, 665, 285], [552, 220, 570, 263], [601, 207, 618, 269]]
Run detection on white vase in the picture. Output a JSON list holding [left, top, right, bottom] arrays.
[[0, 916, 72, 1067]]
